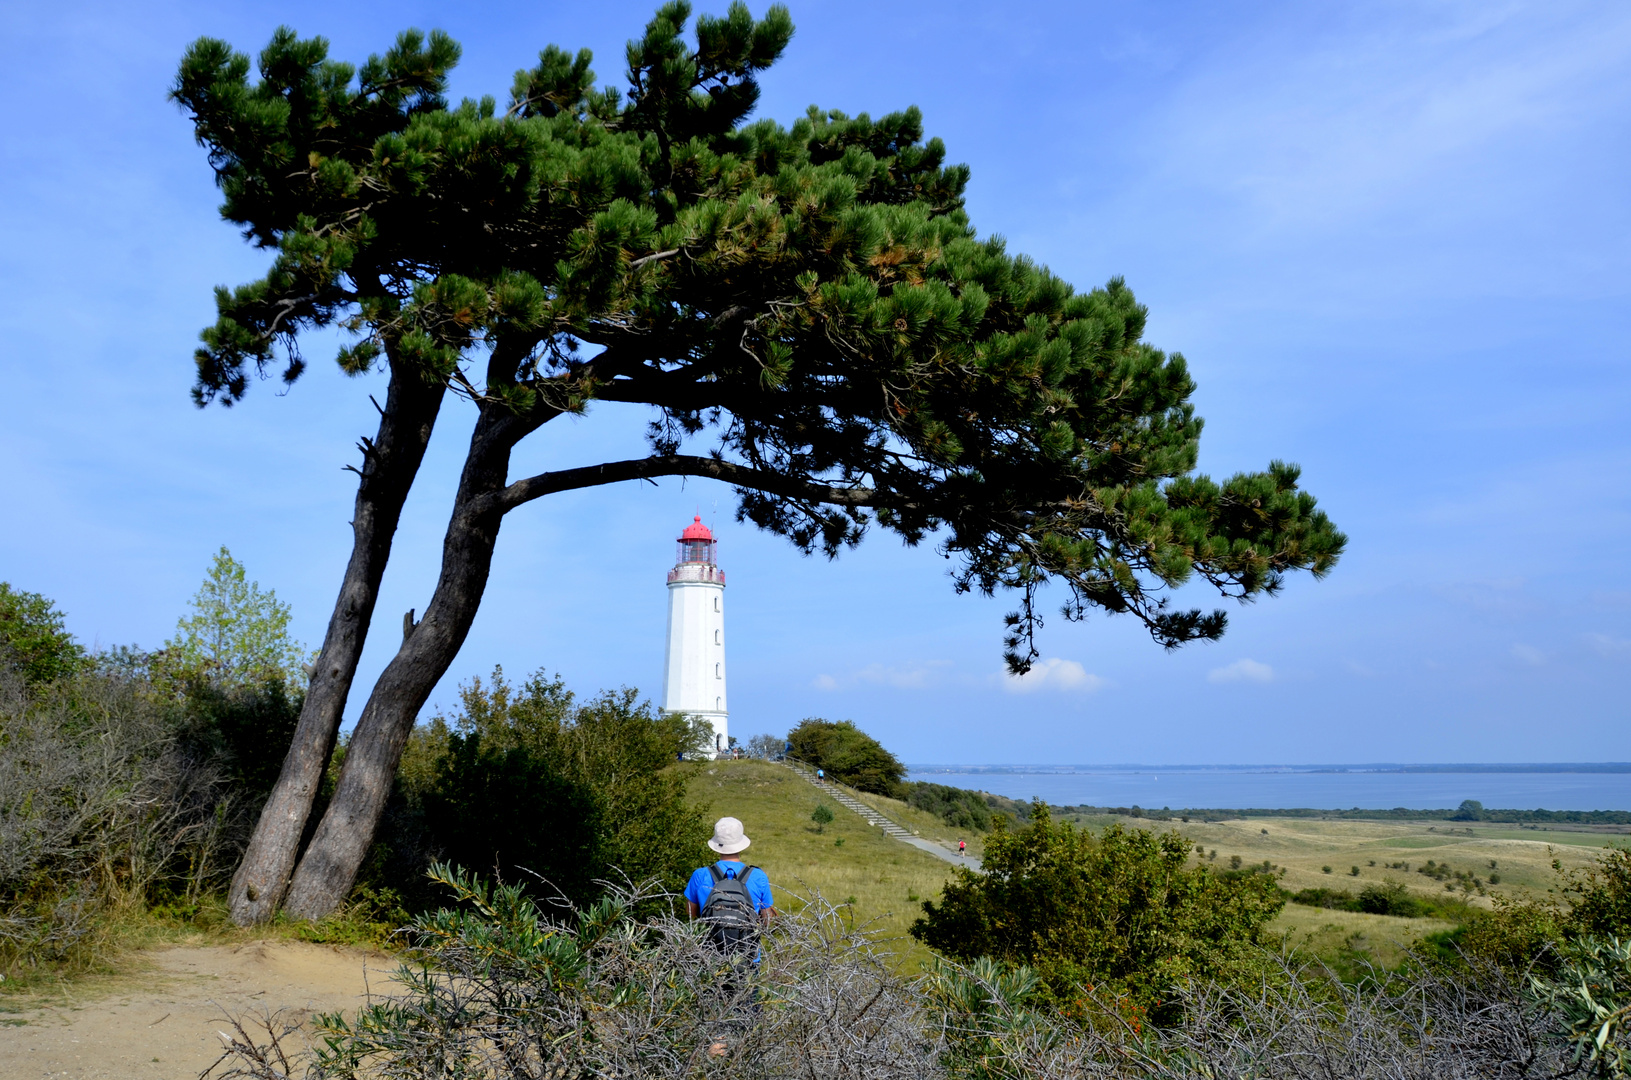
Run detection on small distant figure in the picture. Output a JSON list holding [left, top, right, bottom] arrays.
[[958, 839, 966, 856], [816, 768, 824, 781]]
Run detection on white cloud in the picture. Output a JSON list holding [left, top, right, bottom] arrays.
[[1586, 633, 1631, 659], [1208, 659, 1275, 684], [1001, 657, 1106, 695], [1510, 644, 1546, 666], [811, 673, 839, 691]]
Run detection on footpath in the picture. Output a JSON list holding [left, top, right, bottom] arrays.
[[780, 760, 982, 872]]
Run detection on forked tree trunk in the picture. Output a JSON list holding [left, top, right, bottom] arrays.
[[227, 362, 445, 926], [281, 405, 523, 920]]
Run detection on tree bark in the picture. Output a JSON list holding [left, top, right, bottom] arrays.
[[227, 361, 444, 925], [281, 403, 523, 920]]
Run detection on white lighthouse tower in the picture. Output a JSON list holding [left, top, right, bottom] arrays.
[[662, 516, 728, 755]]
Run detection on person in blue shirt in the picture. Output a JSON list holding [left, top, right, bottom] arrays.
[[684, 816, 775, 926], [685, 817, 774, 1058]]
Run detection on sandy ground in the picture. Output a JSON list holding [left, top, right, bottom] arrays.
[[0, 940, 392, 1079]]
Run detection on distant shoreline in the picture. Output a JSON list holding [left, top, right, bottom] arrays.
[[906, 763, 1631, 775]]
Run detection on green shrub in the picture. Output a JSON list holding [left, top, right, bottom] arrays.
[[375, 668, 711, 911], [903, 781, 1004, 831], [911, 803, 1284, 1012], [0, 583, 87, 686], [1357, 882, 1425, 918], [1291, 887, 1356, 910], [1562, 846, 1631, 940], [1458, 847, 1631, 973], [786, 718, 905, 796]]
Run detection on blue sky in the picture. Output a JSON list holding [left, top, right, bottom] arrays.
[[2, 1, 1627, 764]]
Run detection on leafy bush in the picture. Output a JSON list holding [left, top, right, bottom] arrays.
[[0, 583, 87, 686], [1461, 846, 1631, 975], [376, 668, 711, 910], [904, 781, 1009, 832], [1289, 883, 1445, 921], [1358, 882, 1426, 918], [1563, 846, 1631, 941], [786, 718, 906, 796], [1531, 935, 1631, 1077], [911, 804, 1285, 1011]]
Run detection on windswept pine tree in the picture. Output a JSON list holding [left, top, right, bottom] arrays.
[[171, 2, 1345, 923]]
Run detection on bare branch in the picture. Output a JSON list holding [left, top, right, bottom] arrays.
[[491, 454, 892, 515]]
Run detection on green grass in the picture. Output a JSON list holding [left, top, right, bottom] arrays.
[[683, 760, 959, 970], [1272, 905, 1459, 973]]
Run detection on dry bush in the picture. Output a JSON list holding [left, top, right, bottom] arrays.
[[0, 666, 241, 968], [202, 859, 1618, 1080]]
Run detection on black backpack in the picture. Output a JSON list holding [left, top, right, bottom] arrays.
[[701, 864, 760, 951]]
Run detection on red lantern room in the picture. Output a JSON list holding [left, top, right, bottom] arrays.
[[676, 515, 717, 567]]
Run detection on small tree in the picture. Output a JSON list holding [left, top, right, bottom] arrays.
[[787, 718, 905, 795], [746, 733, 782, 759], [1451, 799, 1485, 822], [811, 803, 834, 833], [163, 547, 309, 692]]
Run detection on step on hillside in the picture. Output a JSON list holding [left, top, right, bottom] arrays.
[[780, 761, 915, 837]]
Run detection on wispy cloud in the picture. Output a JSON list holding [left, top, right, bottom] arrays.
[[1509, 643, 1546, 666], [1000, 657, 1106, 695], [811, 661, 952, 692], [856, 661, 952, 690], [1208, 659, 1274, 684]]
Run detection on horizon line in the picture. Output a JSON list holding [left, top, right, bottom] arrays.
[[903, 763, 1631, 774]]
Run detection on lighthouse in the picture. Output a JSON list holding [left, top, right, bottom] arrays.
[[662, 516, 728, 755]]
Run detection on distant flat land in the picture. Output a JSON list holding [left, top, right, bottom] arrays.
[[1056, 810, 1618, 899]]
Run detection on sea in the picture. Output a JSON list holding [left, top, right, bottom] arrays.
[[903, 765, 1631, 812]]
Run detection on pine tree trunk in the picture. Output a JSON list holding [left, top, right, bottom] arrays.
[[227, 362, 444, 926], [281, 405, 523, 920]]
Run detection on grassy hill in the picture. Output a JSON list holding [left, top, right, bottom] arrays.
[[683, 759, 951, 969]]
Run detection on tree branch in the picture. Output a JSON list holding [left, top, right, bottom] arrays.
[[490, 454, 893, 516]]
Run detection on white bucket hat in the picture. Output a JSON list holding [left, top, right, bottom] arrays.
[[708, 816, 752, 855]]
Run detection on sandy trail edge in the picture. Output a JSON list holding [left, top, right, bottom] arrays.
[[0, 940, 394, 1079]]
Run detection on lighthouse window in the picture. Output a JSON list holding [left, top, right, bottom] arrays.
[[715, 663, 721, 678], [713, 596, 720, 612], [714, 629, 721, 645], [715, 697, 722, 710]]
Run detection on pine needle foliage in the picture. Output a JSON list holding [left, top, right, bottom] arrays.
[[172, 3, 1344, 668]]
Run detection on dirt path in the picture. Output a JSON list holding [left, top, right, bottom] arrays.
[[0, 940, 393, 1079]]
